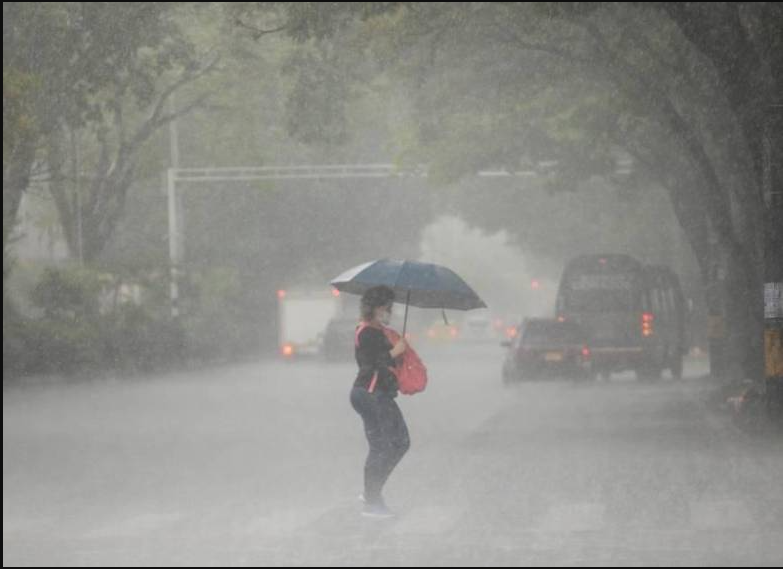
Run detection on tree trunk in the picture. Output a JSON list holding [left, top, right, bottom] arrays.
[[46, 128, 80, 261], [3, 132, 37, 280]]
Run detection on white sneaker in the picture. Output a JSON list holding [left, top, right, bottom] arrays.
[[361, 502, 396, 519]]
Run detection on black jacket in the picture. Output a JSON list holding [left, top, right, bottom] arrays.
[[354, 325, 399, 396]]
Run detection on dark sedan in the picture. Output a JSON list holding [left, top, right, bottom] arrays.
[[502, 318, 593, 383]]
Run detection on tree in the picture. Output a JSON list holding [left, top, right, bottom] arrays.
[[257, 2, 781, 379], [45, 47, 217, 264], [3, 3, 205, 269]]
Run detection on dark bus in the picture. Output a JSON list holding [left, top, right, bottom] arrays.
[[555, 254, 687, 380]]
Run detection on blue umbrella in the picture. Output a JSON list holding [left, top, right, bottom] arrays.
[[330, 259, 487, 334]]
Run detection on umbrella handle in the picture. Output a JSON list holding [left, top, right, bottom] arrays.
[[402, 289, 411, 338]]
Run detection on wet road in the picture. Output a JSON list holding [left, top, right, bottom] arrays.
[[4, 343, 782, 565]]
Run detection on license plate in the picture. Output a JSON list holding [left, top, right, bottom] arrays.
[[545, 352, 564, 362]]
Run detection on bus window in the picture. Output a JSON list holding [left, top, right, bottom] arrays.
[[562, 273, 637, 312], [660, 287, 670, 315], [648, 288, 659, 314], [563, 288, 635, 312]]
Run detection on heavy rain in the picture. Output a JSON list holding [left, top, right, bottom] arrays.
[[3, 3, 783, 566]]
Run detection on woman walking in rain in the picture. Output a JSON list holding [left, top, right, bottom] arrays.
[[350, 285, 409, 519]]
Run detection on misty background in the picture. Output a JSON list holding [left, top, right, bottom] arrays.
[[4, 3, 782, 566]]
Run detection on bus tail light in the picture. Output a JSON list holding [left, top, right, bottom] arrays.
[[641, 312, 654, 337]]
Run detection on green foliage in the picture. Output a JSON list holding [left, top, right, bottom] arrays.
[[180, 267, 254, 361], [30, 267, 102, 320], [101, 303, 185, 373], [5, 267, 104, 374], [3, 266, 183, 377], [17, 317, 105, 375], [2, 69, 39, 164], [282, 43, 351, 146], [3, 261, 281, 378]]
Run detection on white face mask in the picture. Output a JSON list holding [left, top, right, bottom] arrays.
[[378, 306, 392, 325]]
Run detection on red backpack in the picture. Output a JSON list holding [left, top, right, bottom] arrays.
[[355, 323, 428, 395]]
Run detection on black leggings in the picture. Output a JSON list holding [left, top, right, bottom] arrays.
[[350, 386, 410, 504]]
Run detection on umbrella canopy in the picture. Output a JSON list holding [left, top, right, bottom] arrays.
[[330, 259, 487, 311]]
